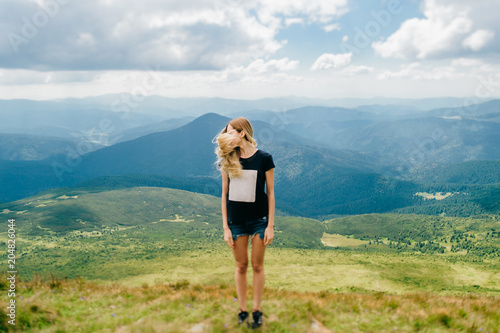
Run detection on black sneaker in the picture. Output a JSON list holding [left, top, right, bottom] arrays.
[[238, 309, 249, 325], [251, 310, 263, 329]]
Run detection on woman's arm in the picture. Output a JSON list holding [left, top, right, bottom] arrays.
[[221, 171, 234, 248], [221, 171, 229, 230], [265, 168, 275, 227]]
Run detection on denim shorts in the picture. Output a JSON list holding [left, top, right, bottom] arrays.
[[228, 216, 274, 241]]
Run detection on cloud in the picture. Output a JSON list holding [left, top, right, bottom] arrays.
[[311, 53, 352, 70], [377, 63, 457, 80], [323, 23, 340, 32], [376, 60, 500, 81], [245, 58, 299, 73], [0, 69, 98, 85], [0, 0, 280, 71], [255, 0, 348, 25], [0, 0, 349, 71], [0, 57, 301, 86], [463, 29, 495, 51], [372, 0, 498, 59], [285, 18, 304, 27], [450, 58, 483, 67], [342, 65, 373, 75], [228, 58, 300, 78]]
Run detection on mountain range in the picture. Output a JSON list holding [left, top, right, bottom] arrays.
[[1, 96, 499, 220]]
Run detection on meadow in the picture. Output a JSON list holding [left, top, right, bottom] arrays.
[[1, 228, 499, 332], [2, 274, 499, 332], [1, 186, 499, 332]]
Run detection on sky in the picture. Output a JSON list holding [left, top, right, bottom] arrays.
[[0, 0, 499, 100]]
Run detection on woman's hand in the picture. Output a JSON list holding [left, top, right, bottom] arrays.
[[224, 228, 235, 248], [263, 226, 274, 246]]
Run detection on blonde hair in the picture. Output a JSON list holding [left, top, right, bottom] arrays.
[[213, 117, 258, 178]]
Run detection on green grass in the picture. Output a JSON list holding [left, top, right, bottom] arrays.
[[6, 238, 500, 296], [324, 213, 500, 258], [1, 186, 500, 331], [1, 275, 499, 332]]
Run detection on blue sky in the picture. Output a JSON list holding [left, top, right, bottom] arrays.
[[0, 0, 498, 100]]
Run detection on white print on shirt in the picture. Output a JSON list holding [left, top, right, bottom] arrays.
[[229, 169, 257, 202]]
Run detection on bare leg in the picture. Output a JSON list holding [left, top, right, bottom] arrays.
[[251, 233, 266, 312], [232, 235, 249, 311]]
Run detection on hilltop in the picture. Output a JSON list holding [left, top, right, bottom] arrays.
[[1, 277, 498, 332]]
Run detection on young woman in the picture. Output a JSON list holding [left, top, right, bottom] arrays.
[[214, 117, 275, 329]]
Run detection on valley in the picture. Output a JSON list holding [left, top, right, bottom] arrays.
[[1, 99, 500, 332]]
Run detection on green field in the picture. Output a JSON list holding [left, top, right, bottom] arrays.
[[1, 186, 499, 332]]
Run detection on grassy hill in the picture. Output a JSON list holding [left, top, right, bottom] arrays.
[[1, 186, 499, 331], [3, 186, 221, 234], [0, 186, 325, 248]]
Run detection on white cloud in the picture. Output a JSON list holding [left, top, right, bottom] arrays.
[[451, 58, 483, 67], [377, 63, 459, 80], [255, 0, 348, 25], [463, 29, 495, 51], [285, 18, 304, 27], [0, 57, 300, 86], [311, 53, 352, 71], [233, 58, 299, 74], [342, 65, 374, 75], [323, 23, 340, 32], [372, 0, 497, 59], [375, 61, 500, 81], [0, 69, 98, 85], [0, 0, 350, 71]]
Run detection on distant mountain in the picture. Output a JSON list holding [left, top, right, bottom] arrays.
[[427, 99, 500, 119], [475, 112, 500, 123], [4, 97, 497, 171], [0, 133, 89, 161], [313, 116, 500, 177], [71, 112, 366, 179], [172, 95, 484, 111], [320, 97, 476, 111], [0, 100, 164, 141], [407, 160, 500, 184], [234, 101, 500, 179], [0, 158, 83, 203], [3, 95, 500, 219], [354, 104, 424, 119], [112, 116, 195, 144], [0, 95, 472, 122], [73, 112, 232, 179], [1, 112, 422, 217], [0, 112, 318, 202], [232, 107, 385, 158], [70, 112, 412, 218]]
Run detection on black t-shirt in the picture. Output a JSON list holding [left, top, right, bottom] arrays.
[[226, 149, 275, 224]]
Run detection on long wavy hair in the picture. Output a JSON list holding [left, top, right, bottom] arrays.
[[213, 117, 258, 178]]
